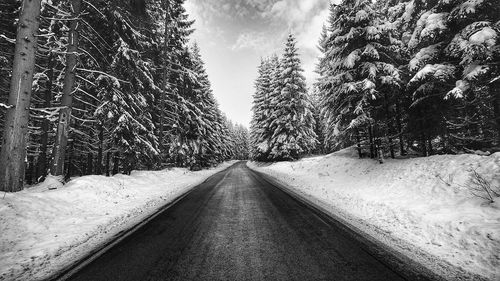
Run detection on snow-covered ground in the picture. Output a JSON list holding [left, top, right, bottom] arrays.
[[0, 161, 236, 281], [248, 149, 500, 281]]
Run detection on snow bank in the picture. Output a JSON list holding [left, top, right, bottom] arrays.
[[248, 150, 500, 280], [0, 162, 236, 281]]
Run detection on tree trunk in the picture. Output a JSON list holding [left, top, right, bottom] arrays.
[[355, 129, 362, 158], [368, 125, 375, 159], [421, 131, 428, 156], [112, 152, 120, 175], [96, 123, 104, 174], [105, 151, 111, 177], [37, 54, 54, 182], [50, 0, 81, 177], [491, 79, 500, 145], [86, 152, 93, 175], [26, 155, 35, 185], [0, 0, 42, 192], [158, 0, 171, 165], [395, 100, 406, 156], [384, 93, 395, 159], [377, 142, 384, 164], [65, 140, 74, 181]]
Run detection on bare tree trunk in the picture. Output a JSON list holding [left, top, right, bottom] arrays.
[[105, 151, 111, 177], [96, 123, 104, 174], [421, 131, 428, 156], [376, 141, 384, 164], [395, 100, 405, 156], [26, 155, 35, 185], [368, 125, 375, 159], [50, 0, 81, 177], [491, 79, 500, 145], [65, 140, 74, 181], [112, 152, 120, 175], [37, 54, 54, 182], [384, 93, 395, 159], [355, 129, 362, 158], [86, 152, 93, 175], [0, 0, 42, 192]]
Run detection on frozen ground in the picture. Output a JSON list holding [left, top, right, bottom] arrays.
[[0, 161, 235, 281], [248, 149, 500, 280]]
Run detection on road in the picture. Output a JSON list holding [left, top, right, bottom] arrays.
[[65, 162, 429, 281]]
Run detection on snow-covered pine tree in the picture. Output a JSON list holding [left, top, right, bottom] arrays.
[[92, 0, 161, 173], [216, 111, 235, 162], [176, 43, 223, 169], [406, 0, 500, 153], [319, 0, 401, 158], [445, 0, 500, 148], [29, 0, 66, 182], [250, 57, 273, 160], [310, 86, 326, 154], [313, 24, 331, 154], [233, 124, 250, 160], [161, 0, 196, 167], [267, 34, 317, 161], [368, 0, 408, 159], [315, 24, 330, 82], [262, 54, 283, 157], [50, 0, 82, 177]]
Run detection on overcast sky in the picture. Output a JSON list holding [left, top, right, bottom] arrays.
[[185, 0, 333, 127]]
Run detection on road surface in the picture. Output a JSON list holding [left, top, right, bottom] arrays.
[[64, 162, 431, 281]]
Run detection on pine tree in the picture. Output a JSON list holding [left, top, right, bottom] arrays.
[[268, 34, 317, 160], [315, 0, 499, 157], [31, 0, 65, 182], [310, 86, 326, 154], [406, 0, 500, 153], [319, 0, 378, 151], [50, 0, 82, 177], [250, 57, 273, 160], [318, 0, 404, 158], [444, 1, 500, 148]]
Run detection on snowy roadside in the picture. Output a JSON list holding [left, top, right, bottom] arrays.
[[248, 150, 500, 281], [0, 161, 236, 281]]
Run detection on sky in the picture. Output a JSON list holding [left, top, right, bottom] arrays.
[[184, 0, 333, 127]]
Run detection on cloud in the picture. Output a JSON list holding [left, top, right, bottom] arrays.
[[232, 32, 268, 51], [186, 0, 277, 23], [260, 0, 330, 84], [186, 0, 331, 84]]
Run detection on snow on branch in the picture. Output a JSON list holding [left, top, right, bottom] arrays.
[[0, 103, 13, 110], [0, 34, 15, 44]]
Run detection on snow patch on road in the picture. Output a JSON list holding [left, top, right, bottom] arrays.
[[248, 150, 500, 280], [0, 162, 236, 281]]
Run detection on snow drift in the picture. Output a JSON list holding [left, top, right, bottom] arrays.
[[248, 150, 500, 280], [0, 162, 235, 281]]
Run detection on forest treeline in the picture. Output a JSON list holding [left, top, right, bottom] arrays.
[[251, 0, 500, 162], [0, 0, 249, 192]]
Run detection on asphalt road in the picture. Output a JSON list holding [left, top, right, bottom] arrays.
[[65, 162, 428, 281]]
